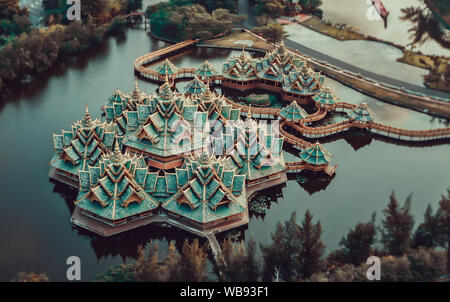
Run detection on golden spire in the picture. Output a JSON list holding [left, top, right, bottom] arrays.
[[82, 103, 93, 127], [134, 76, 139, 92], [112, 138, 123, 163]]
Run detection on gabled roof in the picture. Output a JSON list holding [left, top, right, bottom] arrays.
[[50, 104, 117, 175], [184, 76, 207, 94], [161, 154, 247, 224], [223, 118, 285, 180], [313, 87, 339, 105], [348, 103, 375, 123], [300, 142, 332, 165], [123, 87, 193, 158], [75, 141, 158, 221], [280, 101, 308, 121], [156, 58, 178, 75], [195, 60, 218, 77]]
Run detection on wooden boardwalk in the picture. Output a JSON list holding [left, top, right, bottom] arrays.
[[134, 39, 222, 84]]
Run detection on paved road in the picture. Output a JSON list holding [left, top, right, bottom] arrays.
[[237, 0, 450, 101]]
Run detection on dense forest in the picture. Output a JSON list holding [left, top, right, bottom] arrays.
[[145, 0, 246, 41], [0, 0, 138, 92]]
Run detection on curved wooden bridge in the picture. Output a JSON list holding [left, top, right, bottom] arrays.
[[134, 39, 223, 84]]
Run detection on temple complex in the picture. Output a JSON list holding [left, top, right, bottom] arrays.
[[44, 26, 450, 271], [222, 43, 324, 103], [50, 73, 290, 237], [51, 42, 414, 241]]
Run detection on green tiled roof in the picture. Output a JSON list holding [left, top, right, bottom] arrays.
[[223, 119, 285, 180], [50, 104, 118, 176], [348, 103, 375, 123], [75, 141, 158, 221], [161, 154, 247, 224], [156, 59, 178, 75], [300, 142, 332, 165], [280, 101, 308, 121], [123, 89, 193, 158], [184, 77, 207, 94], [195, 60, 218, 77], [313, 87, 339, 105]]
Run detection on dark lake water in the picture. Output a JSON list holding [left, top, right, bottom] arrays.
[[0, 28, 449, 281]]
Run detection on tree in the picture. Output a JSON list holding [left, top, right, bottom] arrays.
[[11, 272, 49, 282], [380, 192, 415, 256], [296, 209, 325, 279], [253, 0, 286, 20], [0, 0, 28, 20], [261, 210, 324, 281], [337, 213, 377, 265], [220, 237, 260, 281], [261, 212, 299, 281], [298, 0, 323, 15], [180, 239, 208, 282], [127, 0, 143, 13], [436, 188, 450, 273], [134, 241, 183, 282], [412, 204, 440, 248], [252, 22, 288, 44], [95, 263, 137, 282], [400, 2, 450, 50]]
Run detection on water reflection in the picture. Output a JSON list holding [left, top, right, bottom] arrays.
[[289, 171, 335, 196], [248, 184, 285, 220]]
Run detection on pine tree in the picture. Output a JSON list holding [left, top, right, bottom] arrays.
[[436, 188, 450, 273], [338, 213, 376, 265], [0, 0, 28, 20], [243, 238, 260, 282], [180, 239, 208, 282], [220, 237, 261, 281], [260, 212, 299, 281], [296, 209, 325, 279], [261, 211, 325, 281], [412, 204, 440, 248], [381, 192, 415, 256]]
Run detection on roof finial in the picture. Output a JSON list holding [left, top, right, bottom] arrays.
[[113, 138, 122, 162], [134, 76, 139, 92], [82, 103, 93, 127]]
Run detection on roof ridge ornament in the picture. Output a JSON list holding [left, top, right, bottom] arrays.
[[82, 103, 93, 127], [112, 138, 123, 163]]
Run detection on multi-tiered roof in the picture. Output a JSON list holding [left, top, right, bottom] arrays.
[[224, 118, 285, 181], [75, 141, 159, 222], [300, 142, 332, 166], [50, 105, 117, 177], [313, 87, 339, 107], [348, 103, 375, 123], [280, 101, 308, 121], [191, 83, 241, 123], [124, 80, 193, 158], [156, 58, 178, 76], [222, 43, 324, 97], [195, 60, 218, 78], [184, 76, 208, 95], [161, 154, 247, 226], [222, 49, 259, 81]]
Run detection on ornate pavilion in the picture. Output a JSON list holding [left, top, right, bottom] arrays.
[[49, 54, 342, 237], [222, 42, 325, 103], [49, 71, 288, 236]]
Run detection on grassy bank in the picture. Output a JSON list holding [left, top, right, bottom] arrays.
[[202, 30, 274, 52], [300, 16, 366, 41]]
